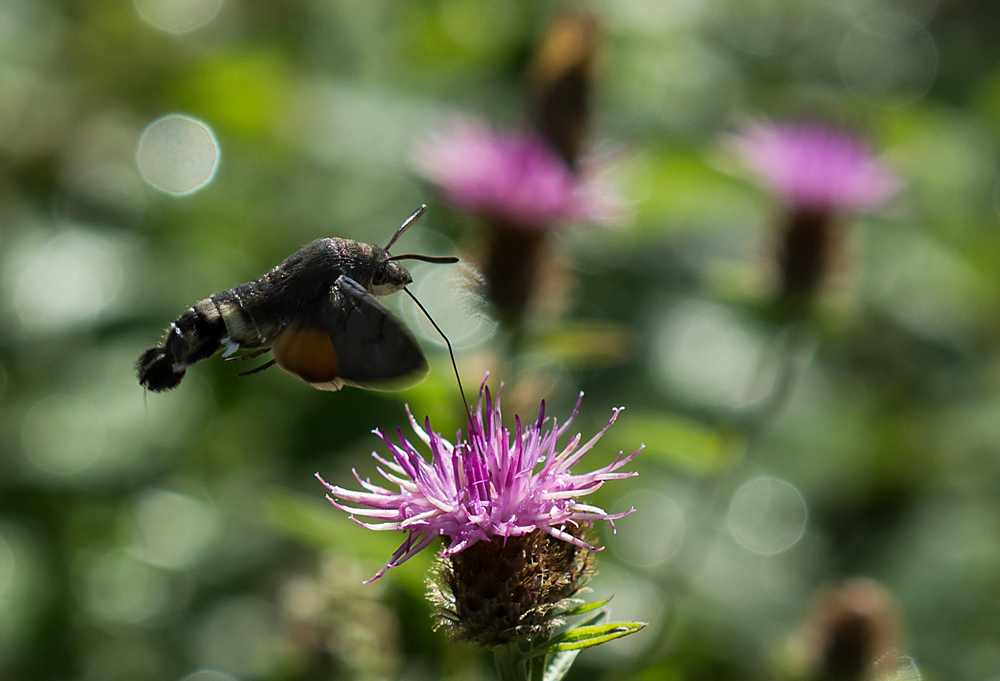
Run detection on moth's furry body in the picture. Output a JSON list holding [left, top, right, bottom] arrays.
[[137, 238, 420, 392]]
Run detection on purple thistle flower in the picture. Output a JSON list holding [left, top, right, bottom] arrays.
[[412, 120, 621, 230], [730, 122, 901, 213], [317, 377, 639, 582]]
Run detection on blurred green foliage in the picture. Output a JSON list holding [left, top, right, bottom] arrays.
[[2, 1, 1000, 680]]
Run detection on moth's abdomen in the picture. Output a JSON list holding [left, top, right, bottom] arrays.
[[136, 297, 229, 392], [212, 280, 290, 346], [136, 345, 182, 392]]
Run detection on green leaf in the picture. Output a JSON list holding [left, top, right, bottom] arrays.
[[263, 489, 394, 557], [525, 612, 608, 661], [525, 612, 611, 680], [609, 411, 744, 475], [541, 649, 581, 681], [261, 489, 433, 591], [556, 596, 612, 617], [546, 621, 648, 652], [628, 147, 762, 236], [176, 48, 293, 137], [529, 322, 636, 368]]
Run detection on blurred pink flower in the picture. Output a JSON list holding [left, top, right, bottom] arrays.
[[413, 121, 620, 229], [731, 122, 901, 212], [317, 376, 639, 582]]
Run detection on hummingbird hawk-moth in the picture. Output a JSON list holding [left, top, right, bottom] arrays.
[[137, 205, 459, 393]]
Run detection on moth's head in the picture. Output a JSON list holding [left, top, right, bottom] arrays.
[[370, 258, 412, 296], [370, 205, 459, 295]]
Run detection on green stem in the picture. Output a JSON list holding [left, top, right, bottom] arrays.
[[529, 654, 547, 681], [635, 326, 812, 668], [494, 643, 529, 681]]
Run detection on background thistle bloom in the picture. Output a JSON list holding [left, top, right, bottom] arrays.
[[318, 378, 639, 584], [413, 121, 616, 231], [413, 120, 622, 321], [730, 122, 901, 307], [730, 122, 900, 213]]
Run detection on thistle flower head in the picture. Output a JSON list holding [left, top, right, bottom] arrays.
[[413, 120, 620, 230], [317, 376, 639, 583], [730, 122, 901, 212]]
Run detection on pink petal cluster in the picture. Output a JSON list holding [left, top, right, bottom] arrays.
[[413, 121, 620, 230], [318, 378, 639, 582], [731, 122, 901, 212]]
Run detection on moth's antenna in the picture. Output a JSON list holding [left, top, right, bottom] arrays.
[[403, 287, 469, 413], [385, 204, 427, 253], [388, 254, 459, 264]]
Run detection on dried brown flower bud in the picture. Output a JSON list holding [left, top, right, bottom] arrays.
[[804, 578, 903, 681], [529, 11, 600, 168]]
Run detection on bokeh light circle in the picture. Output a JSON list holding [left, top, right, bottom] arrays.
[[131, 489, 217, 570], [136, 115, 220, 195], [22, 394, 106, 476], [406, 262, 497, 349], [727, 476, 807, 555], [711, 0, 811, 57], [133, 0, 225, 34], [653, 299, 777, 408], [611, 489, 686, 568], [13, 231, 122, 331], [873, 653, 922, 680], [193, 598, 282, 678], [179, 671, 240, 681], [81, 550, 169, 624], [838, 12, 938, 107]]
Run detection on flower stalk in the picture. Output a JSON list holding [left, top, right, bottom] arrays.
[[777, 208, 836, 304], [494, 642, 530, 681]]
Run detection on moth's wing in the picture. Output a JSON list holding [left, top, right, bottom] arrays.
[[327, 277, 429, 390], [270, 276, 427, 391], [270, 317, 342, 390]]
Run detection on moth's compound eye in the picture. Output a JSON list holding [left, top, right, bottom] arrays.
[[372, 272, 388, 286]]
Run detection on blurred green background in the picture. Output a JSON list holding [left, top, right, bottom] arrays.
[[2, 0, 1000, 680]]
